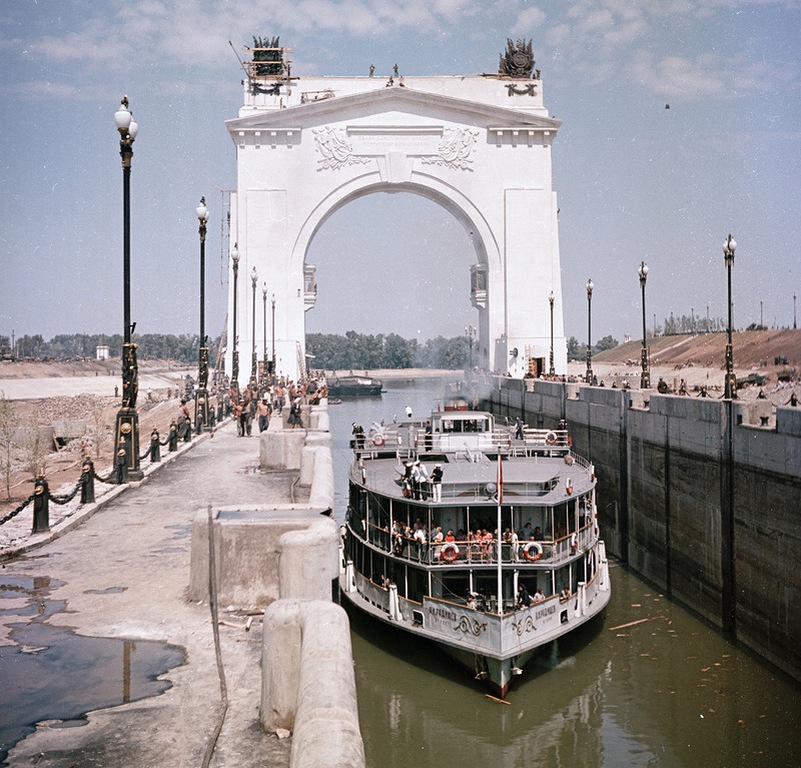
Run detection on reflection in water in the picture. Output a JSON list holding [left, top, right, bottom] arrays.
[[329, 382, 801, 768], [0, 573, 184, 762]]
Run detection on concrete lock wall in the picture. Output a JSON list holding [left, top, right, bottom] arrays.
[[261, 600, 365, 768], [484, 378, 801, 682]]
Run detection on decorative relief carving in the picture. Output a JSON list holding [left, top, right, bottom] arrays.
[[312, 126, 372, 170], [506, 83, 537, 97], [511, 615, 537, 636], [314, 125, 479, 171], [420, 128, 479, 170], [453, 616, 488, 636]]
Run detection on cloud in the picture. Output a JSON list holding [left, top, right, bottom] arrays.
[[512, 7, 547, 31], [630, 51, 728, 98]]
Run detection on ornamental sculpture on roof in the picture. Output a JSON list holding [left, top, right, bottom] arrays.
[[498, 38, 537, 79]]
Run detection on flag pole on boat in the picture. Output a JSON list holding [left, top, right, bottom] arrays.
[[497, 452, 503, 611]]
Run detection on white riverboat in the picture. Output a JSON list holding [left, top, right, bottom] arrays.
[[339, 406, 611, 696]]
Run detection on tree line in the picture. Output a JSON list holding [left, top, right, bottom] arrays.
[[0, 331, 473, 370], [306, 332, 472, 370], [0, 333, 221, 366]]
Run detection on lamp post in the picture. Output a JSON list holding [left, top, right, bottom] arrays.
[[465, 324, 475, 368], [231, 243, 240, 393], [585, 278, 594, 384], [262, 282, 268, 387], [638, 261, 650, 389], [548, 290, 555, 377], [271, 294, 276, 379], [723, 234, 737, 399], [250, 266, 258, 392], [112, 96, 142, 481], [194, 196, 210, 432]]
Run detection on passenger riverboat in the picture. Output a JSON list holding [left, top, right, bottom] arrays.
[[339, 407, 611, 696]]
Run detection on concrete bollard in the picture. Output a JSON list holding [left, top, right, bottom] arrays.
[[308, 448, 334, 510], [312, 407, 330, 433], [261, 600, 365, 768], [278, 517, 339, 600], [299, 432, 332, 487], [292, 605, 364, 768], [261, 599, 303, 732]]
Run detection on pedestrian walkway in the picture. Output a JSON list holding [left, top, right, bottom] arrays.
[[2, 419, 299, 766]]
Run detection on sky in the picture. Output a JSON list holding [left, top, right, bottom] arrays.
[[1, 0, 799, 350]]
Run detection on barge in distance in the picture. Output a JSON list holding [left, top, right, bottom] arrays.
[[339, 407, 611, 696], [326, 375, 383, 398]]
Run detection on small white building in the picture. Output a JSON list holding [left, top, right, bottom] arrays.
[[96, 345, 110, 361]]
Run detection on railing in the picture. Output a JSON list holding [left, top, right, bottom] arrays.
[[354, 425, 573, 459], [359, 519, 595, 567]]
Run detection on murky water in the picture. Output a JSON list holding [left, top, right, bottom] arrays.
[[330, 380, 801, 768], [0, 574, 184, 763]]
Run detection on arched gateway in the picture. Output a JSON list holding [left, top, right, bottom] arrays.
[[225, 44, 566, 382]]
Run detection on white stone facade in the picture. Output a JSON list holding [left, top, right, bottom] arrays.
[[226, 74, 567, 380]]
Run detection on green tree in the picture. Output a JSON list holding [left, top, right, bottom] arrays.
[[594, 335, 619, 353]]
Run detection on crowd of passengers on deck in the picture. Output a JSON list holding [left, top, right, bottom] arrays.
[[382, 519, 574, 564]]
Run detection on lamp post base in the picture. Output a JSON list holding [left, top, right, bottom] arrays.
[[114, 407, 143, 481], [724, 342, 737, 400], [724, 372, 738, 400], [640, 347, 650, 389], [194, 388, 211, 433]]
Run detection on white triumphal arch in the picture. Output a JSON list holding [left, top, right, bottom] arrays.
[[225, 44, 566, 382]]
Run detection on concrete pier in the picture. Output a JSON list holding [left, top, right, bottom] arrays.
[[1, 406, 360, 767]]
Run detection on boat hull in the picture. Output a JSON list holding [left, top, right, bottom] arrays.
[[339, 541, 611, 696]]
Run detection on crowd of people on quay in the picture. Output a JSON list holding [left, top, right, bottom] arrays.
[[176, 370, 329, 438]]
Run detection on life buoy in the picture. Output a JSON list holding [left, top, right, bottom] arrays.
[[372, 434, 385, 446], [441, 542, 460, 563], [545, 431, 557, 445], [523, 541, 543, 562]]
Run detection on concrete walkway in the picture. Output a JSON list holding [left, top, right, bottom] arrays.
[[3, 420, 299, 767]]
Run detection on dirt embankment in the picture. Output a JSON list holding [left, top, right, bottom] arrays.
[[0, 361, 199, 519], [594, 328, 800, 370]]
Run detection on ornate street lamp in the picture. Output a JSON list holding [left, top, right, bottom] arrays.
[[723, 234, 737, 399], [271, 294, 276, 379], [230, 243, 240, 392], [250, 266, 258, 391], [585, 278, 594, 384], [548, 290, 555, 376], [194, 196, 210, 431], [112, 96, 142, 481], [638, 261, 650, 389], [465, 324, 475, 368]]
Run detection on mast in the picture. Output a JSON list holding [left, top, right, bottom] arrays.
[[496, 453, 503, 608]]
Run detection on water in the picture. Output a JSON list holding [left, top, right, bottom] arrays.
[[0, 574, 184, 763], [329, 380, 801, 768]]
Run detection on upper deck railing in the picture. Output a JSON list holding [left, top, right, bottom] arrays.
[[351, 517, 596, 568], [353, 424, 573, 458]]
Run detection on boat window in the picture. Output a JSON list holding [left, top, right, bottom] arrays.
[[439, 417, 490, 434]]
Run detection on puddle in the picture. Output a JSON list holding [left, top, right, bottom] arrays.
[[0, 573, 185, 763], [84, 586, 127, 595]]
